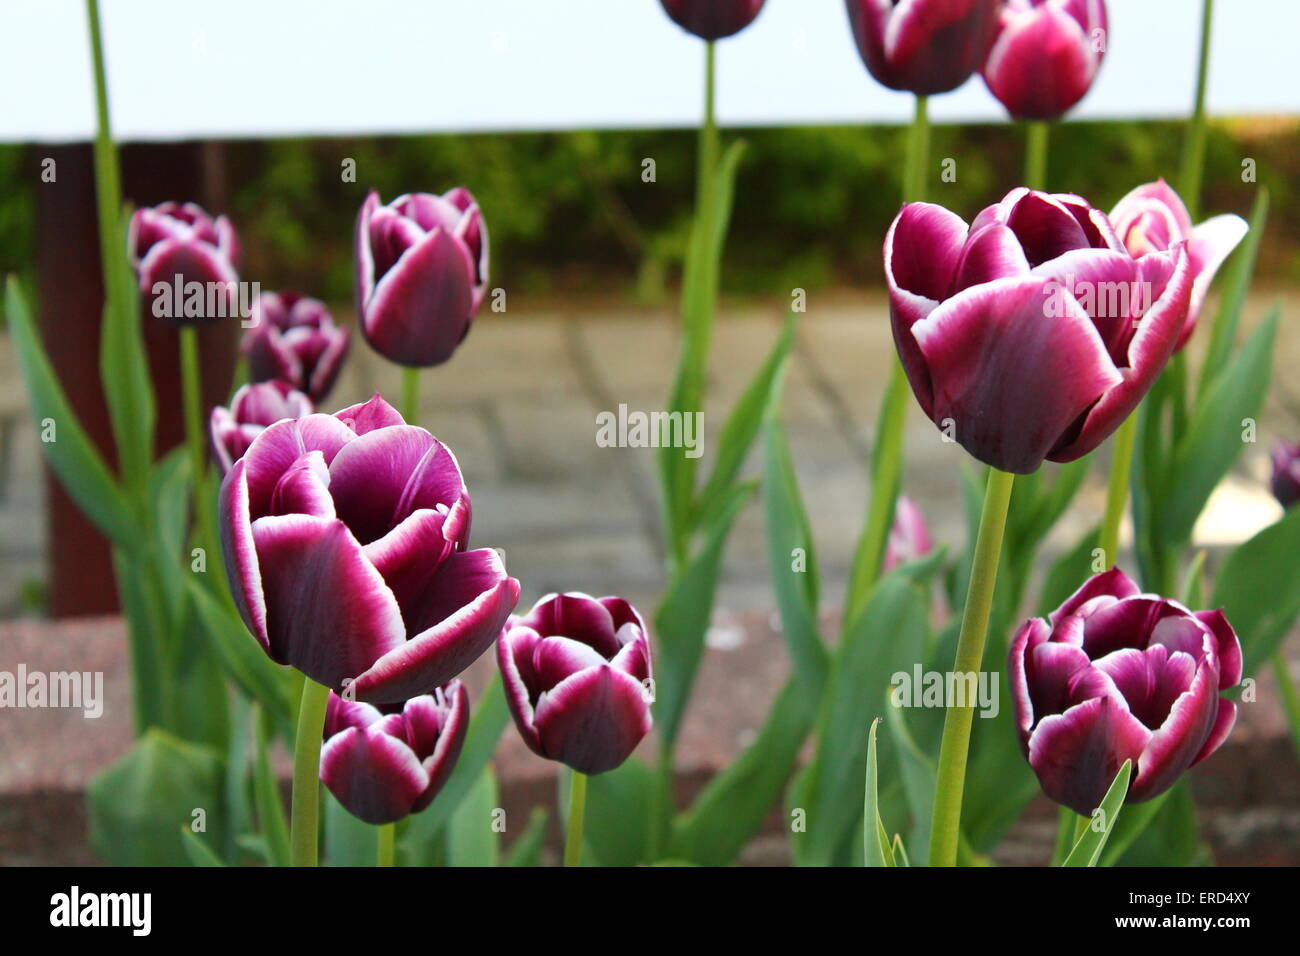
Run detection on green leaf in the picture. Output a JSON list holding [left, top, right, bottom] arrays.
[[583, 757, 655, 866], [445, 767, 500, 867], [883, 694, 936, 861], [863, 719, 894, 867], [1038, 524, 1102, 616], [1103, 781, 1204, 866], [1061, 759, 1131, 866], [653, 480, 755, 749], [87, 729, 226, 866], [504, 807, 549, 867], [1161, 310, 1277, 548], [180, 828, 226, 867], [1197, 189, 1269, 399], [252, 708, 290, 867], [1211, 504, 1300, 674], [324, 791, 379, 866], [187, 578, 295, 722], [4, 277, 138, 547], [1098, 788, 1172, 867]]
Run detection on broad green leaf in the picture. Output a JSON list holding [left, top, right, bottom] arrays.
[[4, 277, 138, 547], [1197, 189, 1269, 399], [1098, 788, 1172, 867], [583, 757, 655, 866], [252, 708, 290, 867], [884, 694, 936, 861], [446, 767, 500, 867], [1037, 524, 1102, 616], [1061, 760, 1131, 866], [863, 719, 893, 867], [891, 833, 910, 867], [187, 578, 295, 721], [1104, 781, 1204, 866], [180, 828, 225, 866], [323, 792, 379, 866], [504, 807, 549, 867], [87, 729, 226, 866], [1211, 505, 1300, 673], [222, 694, 254, 864]]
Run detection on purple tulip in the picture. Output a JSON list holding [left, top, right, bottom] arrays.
[[320, 682, 468, 825], [1010, 568, 1242, 815], [242, 292, 351, 403], [845, 0, 1002, 97], [1270, 440, 1300, 509], [885, 187, 1193, 473], [499, 593, 653, 775], [983, 0, 1108, 120], [883, 495, 933, 573], [219, 393, 520, 703], [660, 0, 765, 41], [210, 380, 313, 474], [355, 189, 488, 368], [1110, 180, 1248, 351], [128, 201, 241, 325]]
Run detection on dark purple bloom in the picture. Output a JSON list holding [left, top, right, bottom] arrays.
[[321, 682, 468, 825], [845, 0, 1002, 97], [1010, 568, 1242, 815], [219, 394, 520, 703], [983, 0, 1107, 120], [242, 292, 350, 403], [210, 380, 313, 474], [355, 189, 488, 368], [499, 593, 653, 775], [885, 187, 1193, 473], [1110, 180, 1248, 352], [1271, 440, 1300, 509], [660, 0, 765, 41], [128, 201, 240, 325]]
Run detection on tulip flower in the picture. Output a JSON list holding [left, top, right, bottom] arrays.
[[243, 292, 351, 403], [355, 189, 488, 368], [128, 201, 241, 324], [1110, 180, 1248, 350], [659, 0, 765, 41], [845, 0, 1002, 97], [499, 592, 653, 775], [883, 495, 933, 573], [320, 682, 468, 825], [219, 393, 520, 703], [1009, 568, 1241, 816], [210, 380, 313, 474], [885, 187, 1193, 474], [1270, 440, 1300, 509], [983, 0, 1108, 120]]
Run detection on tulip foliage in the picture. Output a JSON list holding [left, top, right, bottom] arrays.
[[3, 0, 1296, 869]]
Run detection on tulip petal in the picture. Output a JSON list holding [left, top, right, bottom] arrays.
[[1187, 214, 1248, 318], [949, 223, 1030, 294], [522, 592, 621, 658], [1028, 695, 1150, 815], [1190, 698, 1237, 767], [411, 683, 468, 813], [250, 514, 406, 690], [218, 460, 270, 652], [910, 275, 1121, 473], [533, 635, 610, 690], [355, 190, 381, 310], [1130, 660, 1219, 802], [333, 394, 406, 434], [1005, 191, 1090, 265], [1050, 566, 1141, 624], [982, 2, 1097, 120], [321, 726, 427, 825], [499, 627, 545, 754], [610, 631, 652, 684], [1009, 617, 1051, 747], [1194, 609, 1243, 690], [363, 507, 455, 632], [241, 416, 357, 519], [533, 665, 652, 775], [1032, 249, 1143, 363]]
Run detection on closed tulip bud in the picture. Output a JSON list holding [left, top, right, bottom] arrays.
[[845, 0, 1002, 97], [242, 292, 351, 403], [128, 201, 240, 325], [210, 380, 313, 474], [883, 495, 933, 573], [983, 0, 1108, 120], [355, 189, 488, 368], [219, 394, 520, 702], [1270, 440, 1300, 509], [1110, 180, 1248, 351], [1010, 568, 1242, 816], [660, 0, 765, 41], [885, 187, 1193, 473], [499, 593, 653, 775], [320, 682, 468, 825]]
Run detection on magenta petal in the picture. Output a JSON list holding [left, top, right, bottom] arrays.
[[363, 508, 454, 632], [363, 227, 477, 368], [1031, 249, 1143, 363], [522, 592, 621, 658], [1190, 698, 1237, 767], [533, 666, 652, 775], [499, 628, 545, 754], [320, 726, 427, 825], [1194, 609, 1243, 690], [1130, 661, 1219, 802], [355, 190, 381, 311], [1186, 214, 1248, 322], [1051, 566, 1142, 623], [1078, 597, 1174, 658], [949, 223, 1030, 294], [982, 3, 1096, 120], [327, 425, 440, 544], [218, 460, 270, 653], [533, 636, 609, 690], [1028, 696, 1150, 815], [350, 550, 520, 703], [609, 630, 652, 684], [910, 275, 1120, 473], [333, 394, 407, 434], [250, 514, 405, 690], [1005, 192, 1090, 265], [1009, 618, 1051, 748], [1025, 640, 1095, 723], [410, 682, 469, 812], [241, 416, 357, 519]]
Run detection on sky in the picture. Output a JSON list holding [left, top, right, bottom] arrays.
[[0, 0, 1296, 143]]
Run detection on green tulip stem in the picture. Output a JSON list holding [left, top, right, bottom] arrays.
[[697, 40, 718, 213], [1180, 0, 1214, 222], [929, 466, 1015, 867], [846, 95, 929, 618], [290, 676, 330, 867], [401, 366, 420, 426], [179, 326, 215, 559], [564, 769, 588, 868], [376, 822, 395, 867], [1098, 414, 1138, 568], [1024, 120, 1050, 190]]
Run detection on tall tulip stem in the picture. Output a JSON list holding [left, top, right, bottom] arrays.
[[179, 326, 214, 557], [290, 676, 330, 867], [376, 822, 395, 867], [1098, 414, 1138, 567], [564, 769, 588, 868], [929, 466, 1015, 867], [401, 366, 420, 426], [1024, 121, 1049, 190], [846, 95, 929, 616], [697, 40, 718, 211], [1180, 0, 1214, 222]]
